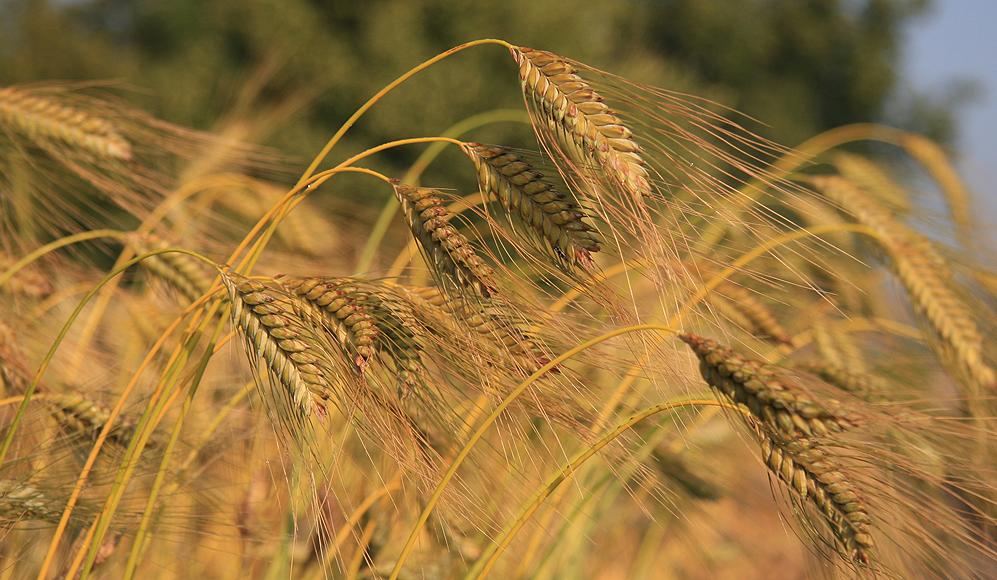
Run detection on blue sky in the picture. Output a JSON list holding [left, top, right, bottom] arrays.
[[903, 0, 996, 224]]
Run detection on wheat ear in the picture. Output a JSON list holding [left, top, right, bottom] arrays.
[[461, 142, 601, 269], [715, 283, 794, 347], [392, 182, 498, 298], [813, 176, 995, 393], [0, 86, 132, 160], [511, 47, 651, 200], [0, 480, 69, 523], [832, 152, 910, 211], [281, 277, 380, 370], [282, 277, 432, 398], [679, 333, 857, 437], [319, 280, 429, 398]]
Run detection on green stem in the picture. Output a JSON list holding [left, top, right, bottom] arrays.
[[121, 320, 225, 578], [0, 229, 128, 288], [26, 249, 220, 580]]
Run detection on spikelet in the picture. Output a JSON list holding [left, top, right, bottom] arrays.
[[813, 319, 868, 374], [461, 142, 601, 269], [222, 273, 340, 419], [281, 277, 381, 372], [0, 86, 132, 161], [392, 182, 497, 298], [833, 152, 909, 211], [127, 233, 214, 303], [511, 46, 651, 200], [758, 428, 875, 564], [0, 480, 67, 524], [714, 283, 794, 347], [812, 176, 995, 393], [44, 392, 136, 449], [795, 362, 888, 403], [679, 333, 857, 437]]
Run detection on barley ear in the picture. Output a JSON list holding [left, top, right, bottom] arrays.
[[0, 86, 132, 161], [392, 181, 498, 298], [1, 480, 73, 524], [714, 283, 794, 347], [461, 142, 601, 270], [813, 175, 995, 395], [45, 392, 138, 449], [758, 428, 875, 565], [127, 233, 214, 303], [679, 333, 858, 437], [794, 362, 889, 403], [511, 46, 651, 200], [222, 273, 340, 421]]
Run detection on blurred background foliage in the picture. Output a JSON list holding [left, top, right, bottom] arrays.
[[0, 0, 961, 197]]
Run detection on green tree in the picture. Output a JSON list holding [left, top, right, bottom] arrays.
[[0, 0, 952, 209]]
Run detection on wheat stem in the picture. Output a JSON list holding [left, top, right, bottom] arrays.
[[122, 321, 222, 579], [67, 173, 246, 376]]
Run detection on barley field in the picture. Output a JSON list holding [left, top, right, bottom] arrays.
[[1, 35, 995, 579]]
